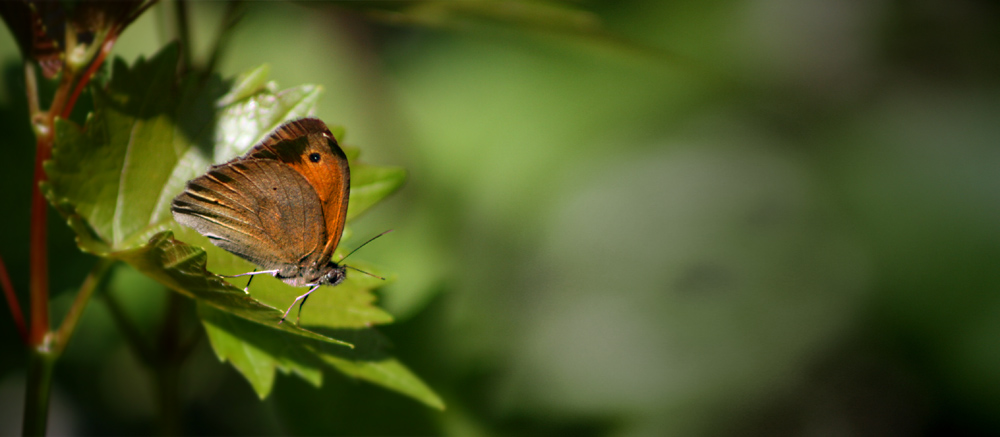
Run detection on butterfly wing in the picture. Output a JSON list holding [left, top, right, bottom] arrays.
[[244, 118, 350, 260], [171, 159, 326, 274]]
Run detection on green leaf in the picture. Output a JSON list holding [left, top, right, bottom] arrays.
[[199, 303, 325, 399], [199, 304, 444, 409], [320, 355, 445, 411], [43, 44, 437, 406], [347, 163, 407, 221]]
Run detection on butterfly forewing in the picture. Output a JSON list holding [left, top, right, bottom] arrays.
[[172, 159, 327, 273], [246, 119, 351, 260]]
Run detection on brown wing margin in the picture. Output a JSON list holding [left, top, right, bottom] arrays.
[[250, 118, 333, 156]]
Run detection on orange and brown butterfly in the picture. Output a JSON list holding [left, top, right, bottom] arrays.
[[171, 118, 355, 323]]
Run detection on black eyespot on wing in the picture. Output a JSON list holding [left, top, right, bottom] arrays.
[[309, 153, 321, 163]]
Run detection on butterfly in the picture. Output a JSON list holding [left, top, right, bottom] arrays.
[[171, 118, 378, 324]]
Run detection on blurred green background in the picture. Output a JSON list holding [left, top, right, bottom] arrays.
[[2, 1, 1000, 435]]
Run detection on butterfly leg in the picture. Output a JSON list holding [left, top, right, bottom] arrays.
[[243, 270, 255, 294], [296, 290, 315, 325], [279, 284, 321, 325], [221, 269, 280, 278], [220, 269, 280, 294]]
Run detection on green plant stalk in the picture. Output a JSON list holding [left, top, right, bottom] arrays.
[[54, 259, 115, 354], [24, 62, 39, 117], [22, 344, 57, 436]]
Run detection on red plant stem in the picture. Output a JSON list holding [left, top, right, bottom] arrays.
[[0, 255, 27, 343], [29, 23, 121, 345], [27, 135, 51, 346], [63, 29, 118, 119], [27, 66, 72, 346]]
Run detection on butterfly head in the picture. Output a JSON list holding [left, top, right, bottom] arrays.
[[320, 262, 347, 286]]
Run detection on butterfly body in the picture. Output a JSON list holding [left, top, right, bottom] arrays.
[[275, 262, 345, 288], [171, 118, 351, 317]]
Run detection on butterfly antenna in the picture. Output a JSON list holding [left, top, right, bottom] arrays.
[[339, 229, 393, 263], [344, 264, 386, 280]]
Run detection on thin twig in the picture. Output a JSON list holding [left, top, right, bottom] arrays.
[[54, 259, 114, 354], [0, 255, 27, 343], [24, 61, 39, 118]]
